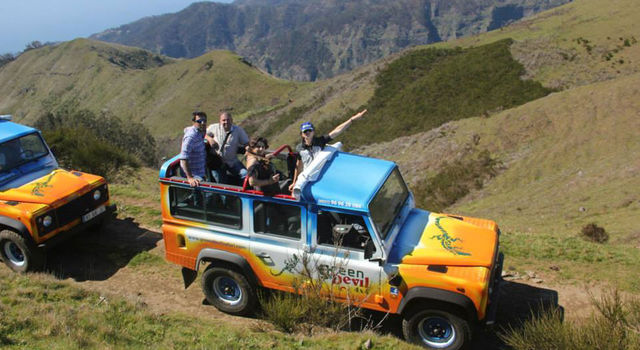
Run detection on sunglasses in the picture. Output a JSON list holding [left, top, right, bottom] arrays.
[[195, 119, 207, 124], [303, 129, 314, 134]]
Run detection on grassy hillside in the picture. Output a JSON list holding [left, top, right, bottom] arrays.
[[0, 39, 307, 143], [434, 0, 640, 89], [249, 0, 640, 150]]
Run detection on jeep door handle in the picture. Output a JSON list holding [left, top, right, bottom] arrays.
[[257, 252, 271, 259]]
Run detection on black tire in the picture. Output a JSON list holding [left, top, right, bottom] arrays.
[[0, 229, 44, 273], [201, 266, 257, 316], [402, 309, 471, 350]]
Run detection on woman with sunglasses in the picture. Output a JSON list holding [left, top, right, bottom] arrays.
[[289, 109, 367, 192]]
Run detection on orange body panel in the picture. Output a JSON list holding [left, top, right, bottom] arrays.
[[0, 169, 110, 243]]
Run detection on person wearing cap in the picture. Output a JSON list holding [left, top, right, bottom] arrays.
[[180, 111, 208, 187], [289, 109, 367, 192]]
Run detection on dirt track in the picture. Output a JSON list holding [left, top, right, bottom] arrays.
[[38, 217, 598, 349]]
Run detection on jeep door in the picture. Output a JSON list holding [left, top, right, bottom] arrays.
[[249, 198, 307, 290], [309, 206, 384, 310]]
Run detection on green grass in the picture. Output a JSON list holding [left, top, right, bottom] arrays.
[[128, 251, 166, 269], [0, 269, 417, 349], [110, 167, 163, 229], [500, 231, 640, 292]]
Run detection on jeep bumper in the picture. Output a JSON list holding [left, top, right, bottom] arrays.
[[37, 204, 117, 251]]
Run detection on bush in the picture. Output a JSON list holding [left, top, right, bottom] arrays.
[[413, 150, 499, 211], [500, 290, 640, 350], [581, 223, 609, 243], [34, 103, 157, 166], [43, 128, 140, 179], [259, 252, 370, 335], [332, 39, 553, 149]]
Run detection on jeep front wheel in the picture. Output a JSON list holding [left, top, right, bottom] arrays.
[[201, 266, 256, 316], [402, 309, 470, 350], [0, 230, 44, 273]]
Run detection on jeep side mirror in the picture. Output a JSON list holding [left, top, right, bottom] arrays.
[[364, 239, 375, 259], [332, 224, 352, 237]]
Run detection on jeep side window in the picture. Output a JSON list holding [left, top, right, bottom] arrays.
[[253, 200, 301, 239], [169, 186, 242, 228], [317, 211, 375, 252]]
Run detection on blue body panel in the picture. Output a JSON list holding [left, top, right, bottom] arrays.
[[387, 208, 431, 264], [302, 152, 395, 212], [0, 121, 38, 144]]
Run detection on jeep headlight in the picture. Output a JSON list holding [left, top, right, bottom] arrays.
[[42, 215, 53, 227], [93, 190, 101, 201]]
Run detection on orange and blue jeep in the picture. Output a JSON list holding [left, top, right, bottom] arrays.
[[159, 143, 502, 350], [0, 115, 116, 272]]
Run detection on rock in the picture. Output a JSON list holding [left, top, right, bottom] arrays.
[[525, 271, 536, 278], [531, 278, 544, 284], [549, 265, 560, 271], [579, 206, 586, 212], [503, 271, 521, 281]]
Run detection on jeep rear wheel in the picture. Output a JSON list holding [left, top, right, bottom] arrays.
[[201, 267, 256, 316], [403, 309, 470, 350], [0, 230, 44, 273]]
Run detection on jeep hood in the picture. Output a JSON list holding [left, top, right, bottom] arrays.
[[388, 209, 498, 268], [0, 169, 101, 205]]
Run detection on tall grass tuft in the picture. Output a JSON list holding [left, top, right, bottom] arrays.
[[500, 290, 640, 350], [259, 252, 372, 335]]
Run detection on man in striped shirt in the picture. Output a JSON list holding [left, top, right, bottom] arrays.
[[180, 111, 208, 187]]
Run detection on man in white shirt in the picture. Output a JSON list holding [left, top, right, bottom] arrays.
[[205, 112, 250, 184]]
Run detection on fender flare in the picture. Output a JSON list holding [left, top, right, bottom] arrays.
[[396, 286, 478, 322], [0, 215, 35, 245], [183, 248, 260, 288]]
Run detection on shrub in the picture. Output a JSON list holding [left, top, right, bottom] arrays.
[[332, 39, 553, 149], [500, 290, 640, 350], [259, 252, 370, 335], [581, 223, 609, 243], [34, 103, 157, 166], [43, 128, 140, 179], [413, 150, 499, 211]]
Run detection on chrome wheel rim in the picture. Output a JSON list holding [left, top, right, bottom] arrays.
[[3, 241, 26, 267], [213, 276, 242, 305], [417, 316, 456, 348]]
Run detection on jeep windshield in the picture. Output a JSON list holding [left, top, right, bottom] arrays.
[[369, 167, 409, 240], [0, 133, 50, 175]]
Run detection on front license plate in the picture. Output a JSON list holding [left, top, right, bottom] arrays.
[[82, 205, 106, 223]]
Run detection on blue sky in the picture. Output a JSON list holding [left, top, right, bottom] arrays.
[[0, 0, 233, 54]]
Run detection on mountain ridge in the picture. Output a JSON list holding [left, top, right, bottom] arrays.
[[91, 0, 571, 81]]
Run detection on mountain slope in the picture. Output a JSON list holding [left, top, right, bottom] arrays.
[[91, 0, 570, 81], [0, 39, 306, 145]]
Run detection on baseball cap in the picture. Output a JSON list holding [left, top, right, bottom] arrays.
[[300, 122, 315, 132]]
